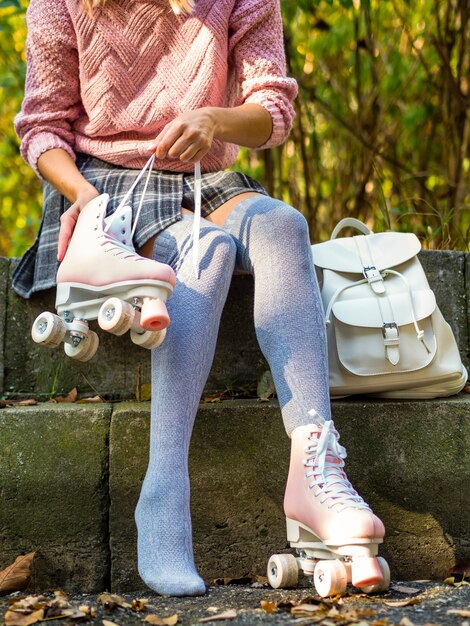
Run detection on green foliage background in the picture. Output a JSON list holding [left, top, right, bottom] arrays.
[[1, 0, 469, 257]]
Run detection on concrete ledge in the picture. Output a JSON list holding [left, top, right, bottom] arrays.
[[1, 250, 468, 399], [1, 397, 469, 592], [0, 403, 111, 592]]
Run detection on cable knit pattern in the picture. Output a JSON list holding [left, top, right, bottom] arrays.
[[15, 0, 298, 177]]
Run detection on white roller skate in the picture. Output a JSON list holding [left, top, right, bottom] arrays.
[[31, 156, 176, 361], [267, 412, 390, 597]]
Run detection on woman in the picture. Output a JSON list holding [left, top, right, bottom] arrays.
[[14, 0, 386, 598]]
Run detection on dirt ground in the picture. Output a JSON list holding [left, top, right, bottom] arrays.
[[1, 579, 470, 626]]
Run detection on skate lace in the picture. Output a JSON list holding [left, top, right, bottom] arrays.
[[304, 415, 371, 513], [100, 153, 202, 276]]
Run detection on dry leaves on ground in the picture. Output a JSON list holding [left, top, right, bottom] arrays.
[[0, 399, 37, 409], [50, 387, 105, 403], [97, 593, 133, 611], [444, 576, 470, 588], [384, 598, 421, 608], [260, 595, 381, 625], [260, 600, 277, 614], [0, 553, 36, 596], [447, 609, 470, 617], [198, 609, 238, 623], [4, 591, 94, 626]]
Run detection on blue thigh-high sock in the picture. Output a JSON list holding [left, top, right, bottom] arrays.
[[223, 194, 332, 434], [135, 215, 236, 596]]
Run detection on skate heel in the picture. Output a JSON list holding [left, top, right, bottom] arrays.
[[286, 517, 320, 544], [140, 297, 170, 331]]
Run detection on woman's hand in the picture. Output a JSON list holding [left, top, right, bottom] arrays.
[[58, 185, 100, 262], [148, 104, 273, 163], [149, 108, 217, 163]]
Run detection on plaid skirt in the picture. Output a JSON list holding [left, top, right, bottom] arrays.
[[12, 153, 267, 298]]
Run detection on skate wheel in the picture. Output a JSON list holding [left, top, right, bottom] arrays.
[[130, 328, 166, 350], [267, 554, 299, 589], [359, 557, 391, 594], [351, 555, 384, 588], [98, 297, 135, 335], [31, 312, 66, 348], [64, 330, 99, 361], [140, 298, 170, 332], [313, 560, 348, 597]]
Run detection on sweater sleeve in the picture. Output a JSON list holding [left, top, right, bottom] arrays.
[[14, 0, 82, 177], [228, 0, 298, 149]]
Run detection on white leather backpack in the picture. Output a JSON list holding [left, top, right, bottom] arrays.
[[311, 218, 467, 398]]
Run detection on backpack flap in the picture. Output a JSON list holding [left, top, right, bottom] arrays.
[[312, 232, 421, 274], [330, 289, 437, 376]]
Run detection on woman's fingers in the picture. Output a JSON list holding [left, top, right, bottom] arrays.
[[149, 109, 216, 162], [57, 187, 100, 262], [57, 204, 80, 262]]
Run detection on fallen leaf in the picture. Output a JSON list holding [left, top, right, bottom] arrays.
[[144, 615, 178, 626], [51, 388, 78, 403], [202, 390, 230, 403], [384, 598, 421, 607], [198, 609, 238, 622], [257, 370, 276, 401], [260, 601, 277, 614], [4, 608, 44, 626], [462, 385, 470, 394], [399, 618, 417, 626], [444, 576, 470, 587], [98, 594, 132, 611], [0, 553, 36, 595], [132, 598, 149, 612], [103, 620, 121, 626], [78, 604, 96, 617], [0, 398, 38, 408], [391, 585, 421, 594], [77, 395, 104, 403], [291, 603, 324, 616], [254, 574, 268, 585], [7, 595, 46, 609], [447, 609, 470, 617]]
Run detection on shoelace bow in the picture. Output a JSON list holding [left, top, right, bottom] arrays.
[[304, 418, 371, 513]]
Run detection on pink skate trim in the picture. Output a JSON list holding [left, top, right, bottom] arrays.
[[140, 298, 170, 332], [351, 556, 384, 587]]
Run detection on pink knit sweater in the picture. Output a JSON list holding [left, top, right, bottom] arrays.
[[15, 0, 298, 176]]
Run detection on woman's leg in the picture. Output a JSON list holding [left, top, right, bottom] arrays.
[[222, 194, 331, 434], [221, 195, 385, 588], [135, 215, 236, 596]]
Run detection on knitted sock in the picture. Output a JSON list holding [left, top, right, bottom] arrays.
[[224, 195, 332, 434], [135, 215, 236, 596]]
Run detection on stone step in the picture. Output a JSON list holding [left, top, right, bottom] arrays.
[[1, 250, 469, 399], [1, 398, 469, 593]]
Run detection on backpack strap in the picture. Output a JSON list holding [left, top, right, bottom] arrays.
[[331, 218, 373, 240]]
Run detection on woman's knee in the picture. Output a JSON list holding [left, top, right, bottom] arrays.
[[248, 198, 310, 244], [200, 225, 237, 268]]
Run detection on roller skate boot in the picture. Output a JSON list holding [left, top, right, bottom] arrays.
[[267, 411, 390, 597], [31, 193, 176, 361]]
